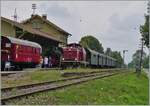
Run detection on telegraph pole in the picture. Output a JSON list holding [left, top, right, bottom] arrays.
[[139, 38, 144, 72]]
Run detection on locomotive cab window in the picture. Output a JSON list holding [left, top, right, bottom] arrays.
[[5, 43, 11, 48], [36, 48, 38, 54], [32, 48, 36, 54], [35, 48, 37, 54]]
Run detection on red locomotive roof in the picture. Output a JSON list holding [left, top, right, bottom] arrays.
[[67, 43, 82, 47], [3, 36, 42, 49]]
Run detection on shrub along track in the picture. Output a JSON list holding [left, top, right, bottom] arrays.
[[1, 69, 129, 104]]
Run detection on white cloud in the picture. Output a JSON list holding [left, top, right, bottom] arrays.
[[1, 1, 148, 63]]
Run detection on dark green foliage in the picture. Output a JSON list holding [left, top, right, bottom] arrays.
[[140, 15, 149, 48], [105, 48, 112, 56], [128, 61, 134, 68], [42, 46, 62, 57], [128, 50, 147, 68], [79, 35, 104, 53], [110, 51, 124, 67], [105, 48, 124, 67], [143, 56, 149, 68]]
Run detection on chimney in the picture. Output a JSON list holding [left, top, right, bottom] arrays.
[[42, 14, 47, 20]]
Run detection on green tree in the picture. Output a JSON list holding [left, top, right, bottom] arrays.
[[105, 48, 112, 56], [128, 50, 147, 68], [79, 35, 104, 53], [111, 51, 123, 67], [140, 15, 149, 48], [140, 3, 149, 48], [128, 61, 134, 68], [143, 55, 149, 68]]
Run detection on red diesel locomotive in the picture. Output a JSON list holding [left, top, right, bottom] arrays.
[[1, 36, 42, 70], [61, 43, 87, 68], [61, 43, 117, 68]]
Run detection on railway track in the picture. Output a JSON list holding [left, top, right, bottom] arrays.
[[1, 69, 120, 90], [1, 69, 128, 104]]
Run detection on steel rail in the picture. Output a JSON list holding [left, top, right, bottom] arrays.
[[1, 69, 120, 91], [1, 70, 127, 103]]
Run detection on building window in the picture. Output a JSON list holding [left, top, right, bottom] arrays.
[[32, 21, 41, 29]]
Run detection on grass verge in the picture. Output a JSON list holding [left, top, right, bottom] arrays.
[[6, 71, 149, 105], [1, 70, 62, 88]]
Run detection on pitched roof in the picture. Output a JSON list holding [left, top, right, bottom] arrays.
[[1, 16, 63, 43], [21, 14, 71, 36]]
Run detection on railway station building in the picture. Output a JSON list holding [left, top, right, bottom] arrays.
[[1, 14, 71, 56]]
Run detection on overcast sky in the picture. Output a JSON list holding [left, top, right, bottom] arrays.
[[1, 1, 149, 64]]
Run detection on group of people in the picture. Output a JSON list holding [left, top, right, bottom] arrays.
[[41, 56, 52, 68]]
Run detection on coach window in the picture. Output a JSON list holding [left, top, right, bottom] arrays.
[[36, 48, 38, 54], [31, 48, 33, 53], [93, 54, 96, 59], [36, 48, 39, 54], [34, 48, 35, 54], [36, 49, 38, 54], [32, 48, 34, 53], [34, 48, 36, 54], [31, 47, 33, 53], [35, 48, 37, 54]]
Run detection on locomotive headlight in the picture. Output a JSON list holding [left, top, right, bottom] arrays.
[[75, 58, 78, 61], [62, 58, 64, 60]]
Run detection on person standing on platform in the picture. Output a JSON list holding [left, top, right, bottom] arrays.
[[44, 56, 48, 68]]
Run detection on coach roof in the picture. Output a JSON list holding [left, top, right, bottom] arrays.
[[4, 36, 42, 49]]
